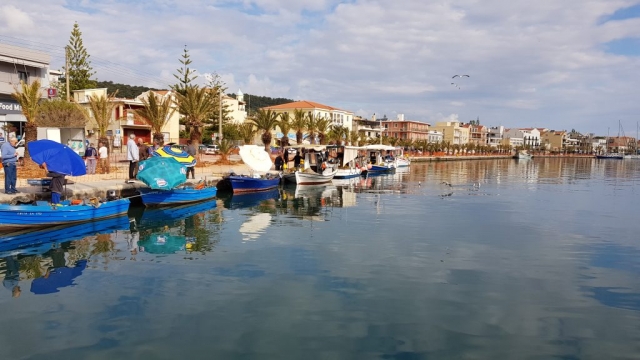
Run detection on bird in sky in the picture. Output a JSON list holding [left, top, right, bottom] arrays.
[[451, 82, 460, 89], [452, 74, 470, 79]]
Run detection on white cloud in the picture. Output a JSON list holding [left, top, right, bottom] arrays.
[[3, 0, 640, 133]]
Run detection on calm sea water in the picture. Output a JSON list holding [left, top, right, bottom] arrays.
[[1, 158, 640, 360]]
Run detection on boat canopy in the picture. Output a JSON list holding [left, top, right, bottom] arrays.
[[363, 144, 396, 151], [285, 144, 328, 151]]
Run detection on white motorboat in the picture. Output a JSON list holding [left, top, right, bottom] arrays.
[[328, 145, 365, 179], [394, 147, 411, 167], [513, 150, 533, 160]]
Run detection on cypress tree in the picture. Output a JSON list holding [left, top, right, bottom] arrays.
[[66, 22, 96, 93]]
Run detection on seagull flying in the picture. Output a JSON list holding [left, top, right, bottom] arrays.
[[452, 74, 470, 79]]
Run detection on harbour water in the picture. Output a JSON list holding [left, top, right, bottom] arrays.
[[1, 158, 639, 359]]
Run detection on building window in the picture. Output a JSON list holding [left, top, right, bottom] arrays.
[[17, 71, 28, 83]]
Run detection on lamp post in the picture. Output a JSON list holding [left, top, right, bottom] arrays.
[[218, 88, 223, 142]]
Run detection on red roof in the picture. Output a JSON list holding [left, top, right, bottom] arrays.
[[263, 100, 349, 112]]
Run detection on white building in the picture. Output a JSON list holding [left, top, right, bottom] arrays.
[[487, 126, 504, 148], [224, 89, 247, 124], [503, 128, 541, 148], [0, 43, 51, 141], [427, 130, 443, 143]]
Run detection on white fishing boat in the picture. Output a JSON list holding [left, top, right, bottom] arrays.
[[327, 145, 365, 179], [513, 150, 533, 160], [282, 145, 337, 185], [394, 147, 411, 167]]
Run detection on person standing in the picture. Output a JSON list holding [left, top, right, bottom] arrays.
[[1, 137, 19, 194], [137, 138, 149, 161], [98, 142, 109, 174], [293, 151, 302, 169], [274, 152, 284, 171], [126, 134, 139, 183], [84, 143, 98, 175], [185, 140, 197, 179], [41, 162, 65, 205]]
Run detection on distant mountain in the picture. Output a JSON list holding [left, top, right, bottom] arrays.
[[94, 81, 157, 99], [229, 93, 293, 114]]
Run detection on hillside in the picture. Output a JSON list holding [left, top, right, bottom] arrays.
[[94, 81, 156, 99]]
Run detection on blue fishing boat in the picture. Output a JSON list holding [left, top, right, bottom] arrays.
[[0, 198, 131, 231], [363, 144, 397, 173], [217, 145, 281, 193], [138, 186, 218, 207], [217, 174, 281, 193], [0, 215, 131, 257]]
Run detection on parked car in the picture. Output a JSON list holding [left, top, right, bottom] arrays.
[[205, 145, 220, 155]]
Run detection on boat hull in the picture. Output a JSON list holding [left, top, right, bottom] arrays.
[[334, 168, 362, 179], [0, 198, 131, 231], [367, 164, 396, 173], [293, 170, 337, 185], [138, 187, 218, 206], [218, 175, 281, 194], [596, 154, 624, 159], [396, 158, 411, 167]]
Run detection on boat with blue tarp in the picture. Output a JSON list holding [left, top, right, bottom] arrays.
[[138, 186, 218, 207]]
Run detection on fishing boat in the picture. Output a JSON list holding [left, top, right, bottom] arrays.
[[216, 145, 281, 193], [327, 145, 365, 179], [394, 147, 411, 167], [282, 145, 338, 185], [362, 144, 397, 173], [0, 198, 131, 231], [138, 185, 218, 207], [513, 150, 533, 159]]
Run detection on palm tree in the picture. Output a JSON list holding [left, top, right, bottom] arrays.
[[278, 112, 293, 147], [349, 130, 360, 146], [238, 123, 257, 145], [174, 87, 216, 148], [135, 91, 176, 145], [216, 138, 235, 163], [292, 109, 307, 145], [11, 80, 42, 161], [306, 112, 319, 144], [388, 137, 399, 147], [249, 109, 279, 151], [316, 116, 331, 145], [87, 91, 118, 145]]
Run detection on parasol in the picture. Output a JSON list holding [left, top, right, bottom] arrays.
[[28, 139, 87, 176], [153, 145, 196, 167], [136, 157, 186, 189], [239, 145, 273, 173]]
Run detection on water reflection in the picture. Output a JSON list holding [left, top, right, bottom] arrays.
[[0, 159, 638, 359]]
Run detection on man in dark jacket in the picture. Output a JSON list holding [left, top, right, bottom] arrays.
[[41, 162, 65, 204], [274, 152, 284, 171]]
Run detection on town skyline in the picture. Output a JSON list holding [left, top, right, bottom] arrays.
[[2, 0, 639, 134]]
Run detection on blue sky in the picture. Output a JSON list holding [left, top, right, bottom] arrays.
[[2, 0, 640, 134]]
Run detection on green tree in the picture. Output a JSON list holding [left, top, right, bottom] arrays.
[[38, 98, 87, 128], [11, 80, 43, 162], [66, 22, 96, 92], [249, 109, 279, 151], [134, 91, 176, 145], [349, 129, 360, 146], [171, 45, 197, 96], [238, 123, 257, 144], [203, 72, 229, 138], [306, 113, 319, 144], [87, 91, 118, 144], [174, 87, 216, 148], [316, 116, 331, 145], [292, 109, 307, 145], [277, 112, 292, 147]]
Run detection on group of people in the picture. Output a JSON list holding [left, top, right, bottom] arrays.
[[274, 149, 304, 171], [83, 141, 109, 175]]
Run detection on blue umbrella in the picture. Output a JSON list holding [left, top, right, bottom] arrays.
[[30, 259, 87, 295], [136, 156, 186, 189], [28, 139, 87, 176]]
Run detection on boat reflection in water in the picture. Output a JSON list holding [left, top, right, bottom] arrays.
[[0, 215, 131, 257], [219, 188, 280, 210], [134, 199, 220, 255]]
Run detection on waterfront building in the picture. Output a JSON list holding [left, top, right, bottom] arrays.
[[0, 43, 51, 141], [430, 121, 469, 145], [487, 126, 504, 148], [224, 90, 247, 125], [381, 114, 430, 141], [504, 128, 541, 149], [353, 115, 382, 143], [427, 130, 443, 143], [461, 122, 488, 146], [262, 100, 354, 145]]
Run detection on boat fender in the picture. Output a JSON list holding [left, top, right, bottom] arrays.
[[321, 162, 327, 170]]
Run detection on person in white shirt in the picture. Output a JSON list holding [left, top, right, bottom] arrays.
[[98, 142, 109, 174], [126, 134, 139, 182]]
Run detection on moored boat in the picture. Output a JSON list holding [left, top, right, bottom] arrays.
[[513, 150, 533, 159], [328, 145, 365, 179], [363, 145, 397, 173], [596, 153, 624, 159], [0, 198, 131, 231], [138, 186, 218, 207], [217, 145, 281, 193], [282, 144, 338, 184]]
